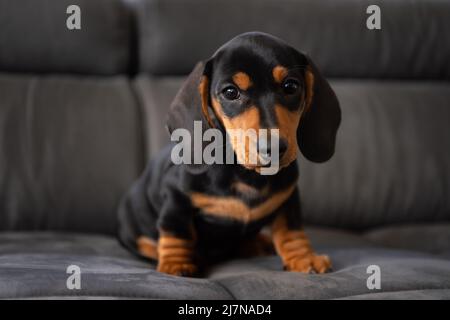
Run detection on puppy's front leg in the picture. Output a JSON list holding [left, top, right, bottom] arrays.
[[157, 230, 197, 276], [156, 190, 198, 277], [271, 191, 331, 274]]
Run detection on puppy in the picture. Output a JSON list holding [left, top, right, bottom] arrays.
[[118, 32, 341, 277]]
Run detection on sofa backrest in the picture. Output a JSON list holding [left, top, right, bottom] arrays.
[[0, 0, 144, 235], [136, 0, 450, 80], [0, 0, 135, 75]]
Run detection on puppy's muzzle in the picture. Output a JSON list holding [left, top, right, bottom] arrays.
[[257, 137, 288, 165]]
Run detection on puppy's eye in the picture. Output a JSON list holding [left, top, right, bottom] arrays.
[[222, 86, 240, 100], [282, 78, 300, 95]]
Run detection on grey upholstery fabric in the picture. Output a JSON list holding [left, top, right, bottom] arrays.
[[338, 290, 450, 300], [133, 76, 450, 230], [207, 254, 450, 299], [365, 224, 450, 257], [300, 80, 450, 229], [0, 74, 144, 234], [133, 76, 181, 160], [1, 226, 449, 299], [0, 232, 231, 299], [0, 0, 133, 75], [136, 0, 450, 79]]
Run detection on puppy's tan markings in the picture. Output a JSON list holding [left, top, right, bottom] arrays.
[[272, 65, 288, 84], [191, 183, 296, 223], [199, 75, 215, 127], [212, 98, 260, 166], [232, 181, 259, 197], [275, 105, 302, 166], [232, 72, 252, 91], [271, 214, 331, 273], [136, 236, 158, 260], [232, 181, 270, 198], [156, 230, 197, 276]]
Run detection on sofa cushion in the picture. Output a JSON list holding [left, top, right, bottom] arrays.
[[207, 251, 450, 299], [133, 76, 180, 160], [0, 232, 232, 299], [299, 80, 450, 230], [0, 74, 144, 234], [365, 223, 450, 257], [1, 227, 449, 299], [136, 0, 450, 79], [337, 289, 450, 300], [0, 0, 133, 75]]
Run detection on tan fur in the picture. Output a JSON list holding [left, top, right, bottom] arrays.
[[212, 98, 261, 167], [272, 65, 288, 83], [136, 236, 158, 260], [271, 214, 331, 273], [156, 231, 197, 276], [199, 75, 215, 127], [232, 181, 269, 198], [275, 105, 302, 167], [232, 72, 252, 91], [191, 183, 296, 223]]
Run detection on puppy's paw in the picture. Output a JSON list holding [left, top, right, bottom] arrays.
[[284, 254, 331, 274], [157, 261, 198, 277]]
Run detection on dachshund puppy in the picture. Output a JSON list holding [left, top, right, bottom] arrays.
[[118, 32, 341, 277]]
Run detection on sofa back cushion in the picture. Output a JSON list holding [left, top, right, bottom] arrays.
[[0, 0, 134, 75], [136, 0, 450, 79], [300, 80, 450, 230], [0, 74, 144, 234]]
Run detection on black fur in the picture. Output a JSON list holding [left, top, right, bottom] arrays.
[[118, 32, 340, 267]]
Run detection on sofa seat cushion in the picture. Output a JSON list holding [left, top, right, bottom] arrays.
[[365, 223, 450, 257], [0, 232, 231, 299], [337, 289, 450, 300], [0, 226, 449, 299]]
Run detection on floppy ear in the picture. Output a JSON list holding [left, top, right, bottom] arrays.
[[167, 60, 214, 133], [166, 60, 215, 173], [297, 55, 341, 163]]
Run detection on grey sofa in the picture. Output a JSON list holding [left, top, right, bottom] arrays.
[[1, 0, 450, 299]]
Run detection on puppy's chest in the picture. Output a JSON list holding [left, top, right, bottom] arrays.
[[190, 180, 295, 224]]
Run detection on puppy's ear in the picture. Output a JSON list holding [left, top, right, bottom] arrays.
[[297, 54, 341, 162], [166, 60, 215, 174], [167, 60, 214, 133]]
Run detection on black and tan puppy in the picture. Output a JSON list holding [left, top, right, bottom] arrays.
[[118, 32, 341, 276]]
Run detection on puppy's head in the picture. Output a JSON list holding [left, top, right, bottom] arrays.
[[168, 32, 341, 173]]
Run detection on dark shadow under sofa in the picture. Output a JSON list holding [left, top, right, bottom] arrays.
[[0, 0, 450, 299]]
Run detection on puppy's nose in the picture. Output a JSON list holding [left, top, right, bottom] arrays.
[[258, 138, 288, 159]]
